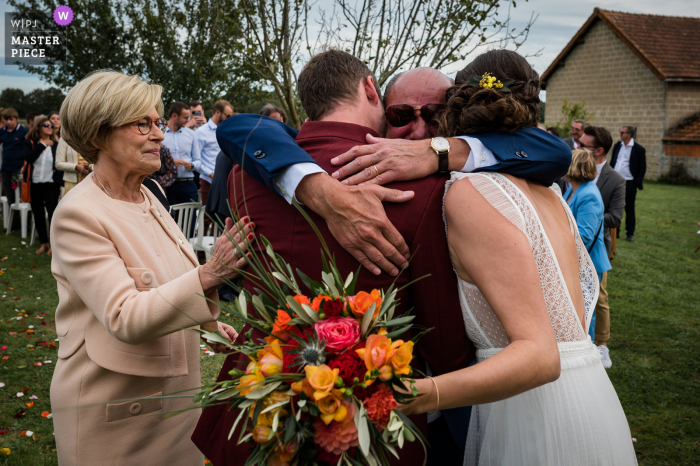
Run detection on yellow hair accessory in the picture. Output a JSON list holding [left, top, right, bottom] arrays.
[[467, 73, 514, 93]]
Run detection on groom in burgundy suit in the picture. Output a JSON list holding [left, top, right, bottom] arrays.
[[193, 50, 474, 465]]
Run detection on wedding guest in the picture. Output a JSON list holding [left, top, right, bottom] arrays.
[[48, 111, 61, 140], [26, 112, 37, 131], [260, 103, 285, 122], [50, 70, 255, 465], [547, 127, 560, 137], [163, 101, 201, 205], [23, 115, 63, 255], [564, 119, 585, 150], [611, 125, 646, 242], [55, 137, 91, 194], [563, 149, 611, 341], [1, 108, 29, 228], [195, 99, 232, 205], [187, 100, 207, 129], [580, 126, 626, 368]]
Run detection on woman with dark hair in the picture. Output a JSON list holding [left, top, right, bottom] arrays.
[[23, 115, 63, 255], [400, 50, 637, 465], [47, 111, 61, 140]]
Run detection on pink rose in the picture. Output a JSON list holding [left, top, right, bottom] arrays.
[[315, 317, 360, 352]]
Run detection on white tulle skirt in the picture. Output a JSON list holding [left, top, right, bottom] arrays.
[[465, 340, 638, 466]]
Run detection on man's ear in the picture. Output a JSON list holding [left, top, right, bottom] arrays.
[[363, 76, 380, 107]]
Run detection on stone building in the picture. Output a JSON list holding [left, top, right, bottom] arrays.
[[542, 8, 700, 180]]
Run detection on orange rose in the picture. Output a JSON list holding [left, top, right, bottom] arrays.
[[311, 295, 331, 312], [238, 364, 265, 396], [390, 340, 414, 376], [305, 365, 339, 401], [256, 339, 283, 378], [272, 310, 294, 340], [293, 294, 311, 307], [291, 378, 315, 398], [355, 330, 403, 385], [317, 390, 348, 425], [349, 290, 382, 320]]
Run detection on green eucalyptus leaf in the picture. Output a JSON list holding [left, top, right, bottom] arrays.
[[361, 303, 376, 337], [237, 291, 247, 319], [302, 303, 319, 323]]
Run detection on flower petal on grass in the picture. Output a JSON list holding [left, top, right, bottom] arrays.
[[25, 401, 34, 408], [0, 346, 7, 351], [0, 383, 4, 388], [30, 395, 37, 400], [16, 392, 24, 397], [33, 362, 42, 367], [41, 411, 50, 418]]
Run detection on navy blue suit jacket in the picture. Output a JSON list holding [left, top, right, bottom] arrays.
[[216, 114, 572, 191]]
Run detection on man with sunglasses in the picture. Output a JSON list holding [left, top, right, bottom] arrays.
[[163, 101, 202, 206], [195, 99, 233, 205]]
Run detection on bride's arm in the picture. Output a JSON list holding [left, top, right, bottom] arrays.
[[401, 178, 561, 415]]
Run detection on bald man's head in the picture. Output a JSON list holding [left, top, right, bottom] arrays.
[[383, 67, 453, 140]]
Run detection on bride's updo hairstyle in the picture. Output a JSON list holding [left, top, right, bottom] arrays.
[[439, 49, 540, 136]]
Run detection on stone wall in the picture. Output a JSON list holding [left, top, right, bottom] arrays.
[[545, 20, 667, 178], [660, 83, 700, 180]]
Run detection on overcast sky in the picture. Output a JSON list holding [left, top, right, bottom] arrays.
[[1, 0, 699, 96]]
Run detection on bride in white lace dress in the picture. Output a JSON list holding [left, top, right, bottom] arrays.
[[400, 50, 637, 465]]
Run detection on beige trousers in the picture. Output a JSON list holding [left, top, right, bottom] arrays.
[[594, 271, 609, 343]]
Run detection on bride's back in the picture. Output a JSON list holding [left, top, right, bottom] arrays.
[[504, 176, 586, 328]]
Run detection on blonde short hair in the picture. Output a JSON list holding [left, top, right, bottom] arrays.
[[566, 149, 597, 183], [59, 70, 164, 163]]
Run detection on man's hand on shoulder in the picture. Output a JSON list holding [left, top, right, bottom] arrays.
[[329, 135, 469, 185], [296, 173, 414, 276]]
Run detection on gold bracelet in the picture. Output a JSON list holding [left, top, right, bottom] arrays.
[[426, 376, 440, 415]]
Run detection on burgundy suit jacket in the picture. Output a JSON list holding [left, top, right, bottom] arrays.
[[192, 121, 474, 465]]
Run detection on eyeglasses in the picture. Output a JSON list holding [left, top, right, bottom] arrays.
[[129, 116, 167, 135], [222, 113, 233, 120], [385, 103, 445, 128], [41, 123, 54, 129], [619, 131, 630, 135], [579, 143, 599, 151]]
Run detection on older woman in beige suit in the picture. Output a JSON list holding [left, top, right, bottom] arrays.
[[50, 70, 254, 465]]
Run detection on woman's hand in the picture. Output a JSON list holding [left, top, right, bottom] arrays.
[[198, 216, 255, 293], [396, 378, 436, 416], [76, 163, 90, 175], [201, 321, 239, 353]]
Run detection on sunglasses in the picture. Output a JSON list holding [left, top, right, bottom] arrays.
[[41, 123, 54, 128], [386, 103, 445, 128]]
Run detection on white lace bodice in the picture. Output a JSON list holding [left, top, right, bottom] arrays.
[[443, 172, 598, 351]]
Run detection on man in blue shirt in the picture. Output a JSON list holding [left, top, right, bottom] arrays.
[[1, 108, 29, 228], [195, 99, 233, 206], [162, 102, 201, 205]]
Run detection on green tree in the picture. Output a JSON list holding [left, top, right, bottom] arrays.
[[552, 99, 592, 138], [7, 0, 261, 108], [0, 88, 26, 115], [235, 0, 539, 127], [22, 87, 66, 115]]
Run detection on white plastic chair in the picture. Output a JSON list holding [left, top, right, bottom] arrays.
[[6, 187, 32, 238], [189, 212, 221, 261], [170, 202, 200, 241], [0, 195, 8, 231]]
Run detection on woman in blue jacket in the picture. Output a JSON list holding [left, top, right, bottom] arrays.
[[564, 149, 611, 341]]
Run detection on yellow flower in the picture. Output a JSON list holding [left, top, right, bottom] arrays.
[[495, 82, 503, 89], [238, 361, 265, 396], [252, 425, 273, 443], [390, 340, 414, 376], [250, 390, 289, 427], [316, 390, 348, 425], [0, 448, 9, 455], [305, 365, 339, 401]]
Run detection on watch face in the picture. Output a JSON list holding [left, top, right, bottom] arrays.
[[432, 137, 450, 152]]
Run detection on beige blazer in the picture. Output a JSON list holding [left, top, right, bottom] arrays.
[[50, 174, 219, 465], [55, 138, 80, 184]]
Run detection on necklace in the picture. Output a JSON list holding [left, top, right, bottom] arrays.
[[93, 170, 147, 214]]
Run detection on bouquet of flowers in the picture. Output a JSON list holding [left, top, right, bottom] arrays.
[[195, 222, 428, 466]]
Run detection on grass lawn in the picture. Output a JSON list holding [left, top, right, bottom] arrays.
[[0, 180, 698, 465]]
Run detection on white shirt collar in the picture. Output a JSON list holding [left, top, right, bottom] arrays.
[[206, 119, 218, 130], [597, 160, 606, 172], [623, 138, 634, 149]]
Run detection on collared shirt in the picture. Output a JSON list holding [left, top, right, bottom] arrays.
[[593, 160, 606, 185], [573, 139, 580, 150], [32, 143, 54, 183], [195, 119, 221, 184], [274, 135, 498, 204], [162, 125, 201, 178], [615, 138, 634, 181]]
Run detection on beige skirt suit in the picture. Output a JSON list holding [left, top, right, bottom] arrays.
[[50, 174, 218, 465]]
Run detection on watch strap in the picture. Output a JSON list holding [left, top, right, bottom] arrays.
[[437, 149, 449, 175]]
